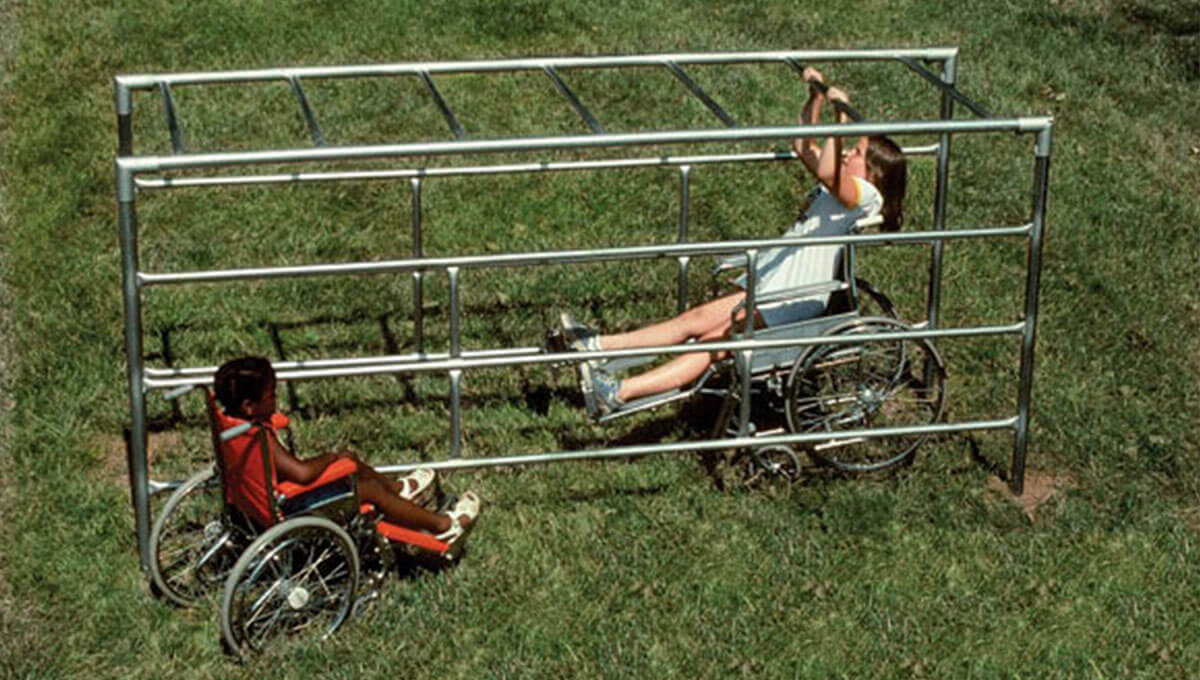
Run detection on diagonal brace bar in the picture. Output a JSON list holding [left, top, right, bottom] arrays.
[[158, 81, 184, 154], [288, 76, 325, 146], [543, 66, 604, 133], [418, 71, 465, 140], [665, 62, 736, 127], [897, 57, 992, 119]]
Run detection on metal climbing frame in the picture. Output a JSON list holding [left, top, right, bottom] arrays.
[[115, 48, 1052, 571]]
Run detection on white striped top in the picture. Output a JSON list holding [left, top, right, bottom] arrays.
[[746, 176, 883, 326]]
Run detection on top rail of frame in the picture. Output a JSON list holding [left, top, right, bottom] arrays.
[[114, 48, 960, 92], [116, 118, 1050, 173], [113, 48, 999, 161]]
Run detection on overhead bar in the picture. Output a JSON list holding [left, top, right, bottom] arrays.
[[665, 61, 736, 127], [288, 76, 325, 146], [543, 66, 604, 133], [785, 59, 864, 122], [898, 56, 992, 119], [418, 71, 465, 140]]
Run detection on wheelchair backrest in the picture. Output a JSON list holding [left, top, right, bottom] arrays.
[[202, 390, 282, 529]]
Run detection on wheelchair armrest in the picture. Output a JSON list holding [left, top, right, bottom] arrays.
[[754, 280, 848, 306], [712, 253, 748, 276], [850, 214, 883, 234], [732, 279, 850, 322], [276, 456, 358, 498], [278, 475, 356, 517]]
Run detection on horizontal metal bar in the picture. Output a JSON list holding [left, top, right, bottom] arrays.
[[137, 224, 1031, 287], [146, 414, 1013, 489], [132, 143, 939, 190], [115, 49, 960, 89], [897, 57, 992, 119], [142, 322, 1025, 389], [372, 417, 1019, 473], [116, 117, 1050, 174], [145, 346, 544, 379]]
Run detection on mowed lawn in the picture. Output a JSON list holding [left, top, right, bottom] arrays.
[[1, 1, 1197, 678]]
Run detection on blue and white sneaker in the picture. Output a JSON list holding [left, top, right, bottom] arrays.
[[591, 369, 624, 418], [579, 360, 624, 420]]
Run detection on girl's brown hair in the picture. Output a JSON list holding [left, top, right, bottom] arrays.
[[214, 356, 275, 419], [865, 135, 907, 232]]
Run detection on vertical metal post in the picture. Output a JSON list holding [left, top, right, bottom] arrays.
[[737, 249, 757, 436], [116, 162, 151, 570], [115, 80, 133, 156], [925, 54, 956, 329], [410, 178, 424, 354], [1011, 125, 1053, 496], [676, 165, 691, 315], [447, 267, 463, 458]]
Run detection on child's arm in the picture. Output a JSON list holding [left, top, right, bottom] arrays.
[[793, 67, 825, 174], [814, 87, 863, 208], [270, 436, 340, 485]]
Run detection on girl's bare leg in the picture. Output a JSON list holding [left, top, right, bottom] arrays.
[[611, 293, 766, 402], [617, 347, 720, 401], [598, 292, 746, 351]]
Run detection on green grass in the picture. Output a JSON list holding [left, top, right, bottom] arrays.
[[2, 1, 1198, 678]]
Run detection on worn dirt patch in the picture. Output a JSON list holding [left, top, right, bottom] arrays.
[[986, 469, 1075, 523], [93, 430, 192, 487]]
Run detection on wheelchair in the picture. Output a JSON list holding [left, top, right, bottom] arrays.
[[148, 387, 457, 658], [551, 216, 947, 482]]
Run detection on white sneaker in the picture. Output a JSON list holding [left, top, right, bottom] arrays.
[[560, 311, 601, 352]]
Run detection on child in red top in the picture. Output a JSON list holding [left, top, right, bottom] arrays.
[[214, 356, 479, 546]]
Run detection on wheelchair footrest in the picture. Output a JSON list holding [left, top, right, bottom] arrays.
[[597, 388, 686, 423], [375, 521, 450, 553]]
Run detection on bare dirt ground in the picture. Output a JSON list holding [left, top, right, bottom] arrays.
[[986, 470, 1076, 523]]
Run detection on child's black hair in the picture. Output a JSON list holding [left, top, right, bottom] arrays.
[[213, 356, 275, 418]]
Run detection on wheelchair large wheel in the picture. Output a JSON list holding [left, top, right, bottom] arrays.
[[785, 316, 946, 472], [150, 466, 243, 607], [826, 277, 899, 320], [220, 516, 359, 658]]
